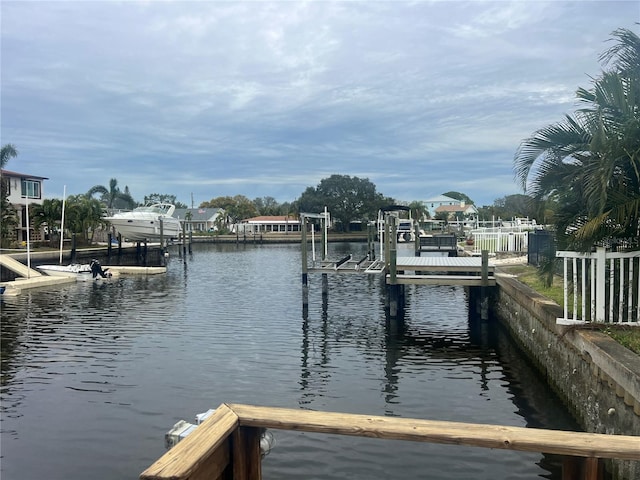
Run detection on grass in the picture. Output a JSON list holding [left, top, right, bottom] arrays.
[[499, 264, 640, 355]]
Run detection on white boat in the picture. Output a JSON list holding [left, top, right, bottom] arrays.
[[36, 260, 111, 281], [104, 203, 182, 242], [36, 263, 92, 279]]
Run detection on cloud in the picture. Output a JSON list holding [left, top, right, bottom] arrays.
[[2, 1, 637, 208]]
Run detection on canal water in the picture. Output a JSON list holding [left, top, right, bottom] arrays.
[[1, 242, 581, 480]]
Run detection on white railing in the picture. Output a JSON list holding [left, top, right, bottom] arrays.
[[556, 247, 640, 325], [472, 230, 529, 255]]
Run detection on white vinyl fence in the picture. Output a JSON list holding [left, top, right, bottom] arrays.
[[472, 229, 529, 255], [556, 248, 640, 325]]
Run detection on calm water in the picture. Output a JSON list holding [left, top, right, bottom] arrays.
[[1, 242, 580, 480]]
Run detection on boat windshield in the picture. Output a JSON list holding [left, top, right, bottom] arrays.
[[136, 204, 172, 214]]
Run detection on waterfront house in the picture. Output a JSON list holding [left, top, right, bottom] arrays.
[[235, 215, 301, 234], [434, 202, 478, 228], [424, 194, 463, 216], [1, 169, 48, 242], [173, 208, 226, 233]]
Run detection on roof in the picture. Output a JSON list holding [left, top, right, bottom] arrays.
[[424, 194, 460, 204], [435, 204, 477, 213], [173, 208, 223, 221], [242, 215, 298, 223], [1, 169, 49, 180]]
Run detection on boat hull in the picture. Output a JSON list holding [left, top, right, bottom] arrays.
[[106, 218, 182, 241], [36, 264, 93, 279], [104, 203, 182, 242]]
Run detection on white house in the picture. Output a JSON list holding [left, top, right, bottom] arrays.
[[236, 215, 301, 234], [1, 169, 48, 242], [424, 194, 462, 216]]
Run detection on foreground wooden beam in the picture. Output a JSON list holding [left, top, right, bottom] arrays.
[[140, 404, 238, 480], [228, 404, 640, 460], [141, 403, 640, 480]]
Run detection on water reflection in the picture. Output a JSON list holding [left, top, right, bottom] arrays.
[[1, 242, 581, 480]]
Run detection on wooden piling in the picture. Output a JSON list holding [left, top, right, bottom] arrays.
[[481, 250, 489, 320]]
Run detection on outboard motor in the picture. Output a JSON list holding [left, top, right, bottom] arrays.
[[90, 259, 111, 279]]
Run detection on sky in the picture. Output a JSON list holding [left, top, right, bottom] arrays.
[[2, 1, 639, 209]]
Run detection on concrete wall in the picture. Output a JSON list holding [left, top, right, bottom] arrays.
[[494, 273, 640, 480]]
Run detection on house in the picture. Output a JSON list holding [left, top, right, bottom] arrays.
[[1, 169, 48, 242], [424, 194, 462, 216], [236, 215, 301, 234], [434, 202, 478, 227], [173, 208, 225, 233]]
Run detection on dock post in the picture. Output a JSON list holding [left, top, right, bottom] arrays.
[[481, 250, 489, 320], [414, 221, 420, 256], [301, 217, 309, 313], [107, 233, 112, 262], [321, 213, 328, 297], [301, 217, 308, 286], [188, 231, 193, 255], [71, 233, 77, 263], [182, 221, 187, 262]]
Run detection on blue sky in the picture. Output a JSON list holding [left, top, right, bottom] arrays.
[[2, 1, 639, 208]]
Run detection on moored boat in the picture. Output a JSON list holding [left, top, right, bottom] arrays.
[[104, 203, 182, 242]]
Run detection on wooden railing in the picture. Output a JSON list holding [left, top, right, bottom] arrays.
[[140, 404, 640, 480]]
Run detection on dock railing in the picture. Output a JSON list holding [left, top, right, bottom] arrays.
[[556, 247, 640, 325], [140, 403, 640, 480], [471, 228, 529, 255]]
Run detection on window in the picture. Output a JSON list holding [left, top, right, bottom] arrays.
[[21, 179, 41, 199]]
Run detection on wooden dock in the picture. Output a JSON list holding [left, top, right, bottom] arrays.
[[140, 403, 640, 480], [392, 255, 495, 286]]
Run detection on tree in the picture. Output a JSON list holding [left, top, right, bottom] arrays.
[[296, 175, 390, 231], [1, 144, 18, 169], [65, 195, 107, 245], [514, 27, 640, 250], [443, 191, 474, 205], [31, 198, 63, 247], [200, 195, 258, 223], [87, 178, 136, 210], [477, 194, 539, 221], [408, 200, 430, 221], [143, 193, 187, 208], [0, 144, 19, 246]]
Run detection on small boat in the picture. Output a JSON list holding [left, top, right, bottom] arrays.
[[104, 203, 182, 242], [36, 260, 111, 281], [36, 263, 92, 278]]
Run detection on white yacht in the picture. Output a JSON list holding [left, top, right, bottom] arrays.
[[104, 203, 182, 242]]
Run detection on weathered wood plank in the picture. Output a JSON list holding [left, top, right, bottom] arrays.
[[140, 404, 238, 480], [232, 427, 262, 480], [228, 404, 640, 460], [389, 274, 497, 287]]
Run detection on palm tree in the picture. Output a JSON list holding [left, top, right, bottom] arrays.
[[87, 178, 136, 210], [514, 27, 640, 250], [65, 195, 108, 245], [1, 144, 18, 169], [31, 199, 63, 247], [1, 144, 19, 246]]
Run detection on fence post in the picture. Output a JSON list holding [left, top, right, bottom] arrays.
[[595, 247, 607, 322]]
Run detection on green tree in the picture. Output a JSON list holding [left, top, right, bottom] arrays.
[[296, 175, 390, 231], [1, 144, 18, 169], [514, 27, 640, 250], [65, 195, 107, 245], [252, 196, 283, 216], [143, 193, 187, 208], [200, 195, 258, 223], [443, 191, 474, 205], [31, 198, 63, 247], [0, 144, 19, 246], [408, 200, 430, 221], [87, 178, 136, 210]]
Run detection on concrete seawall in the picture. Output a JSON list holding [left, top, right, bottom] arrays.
[[494, 273, 640, 480]]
